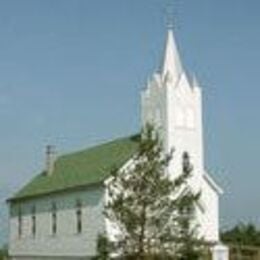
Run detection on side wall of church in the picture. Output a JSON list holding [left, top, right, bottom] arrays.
[[9, 186, 105, 260], [200, 176, 220, 242]]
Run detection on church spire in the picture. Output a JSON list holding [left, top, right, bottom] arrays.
[[161, 28, 182, 84]]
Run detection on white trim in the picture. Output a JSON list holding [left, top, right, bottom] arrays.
[[203, 172, 223, 195]]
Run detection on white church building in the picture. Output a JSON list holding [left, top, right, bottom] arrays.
[[8, 27, 228, 260]]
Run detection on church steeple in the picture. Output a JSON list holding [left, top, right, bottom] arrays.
[[161, 28, 182, 84], [141, 24, 222, 245]]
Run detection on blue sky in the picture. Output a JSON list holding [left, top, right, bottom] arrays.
[[1, 0, 260, 245]]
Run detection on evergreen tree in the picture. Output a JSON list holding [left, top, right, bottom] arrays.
[[221, 223, 260, 247], [97, 125, 203, 259]]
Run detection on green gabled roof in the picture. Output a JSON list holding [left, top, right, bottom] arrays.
[[11, 135, 139, 201]]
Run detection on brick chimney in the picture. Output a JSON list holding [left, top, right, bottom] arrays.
[[45, 145, 56, 176]]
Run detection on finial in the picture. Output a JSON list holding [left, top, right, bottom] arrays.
[[166, 1, 173, 30], [164, 0, 181, 30], [165, 0, 174, 29], [192, 73, 199, 88]]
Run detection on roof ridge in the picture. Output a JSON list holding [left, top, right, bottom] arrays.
[[59, 133, 139, 159]]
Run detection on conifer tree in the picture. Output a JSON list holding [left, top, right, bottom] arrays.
[[97, 125, 203, 259]]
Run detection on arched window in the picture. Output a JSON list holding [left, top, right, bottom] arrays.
[[182, 152, 192, 173], [51, 202, 57, 235], [31, 205, 36, 238], [76, 200, 82, 234]]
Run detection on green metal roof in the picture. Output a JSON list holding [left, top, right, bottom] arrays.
[[10, 135, 139, 201]]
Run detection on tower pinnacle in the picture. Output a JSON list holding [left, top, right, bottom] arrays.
[[161, 29, 182, 84]]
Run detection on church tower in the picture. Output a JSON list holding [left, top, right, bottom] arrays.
[[141, 28, 225, 243], [141, 28, 204, 192]]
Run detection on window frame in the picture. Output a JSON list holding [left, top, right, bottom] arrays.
[[31, 205, 36, 238], [51, 202, 57, 236], [76, 200, 82, 234]]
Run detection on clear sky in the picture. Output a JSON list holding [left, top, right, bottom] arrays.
[[1, 0, 260, 246]]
